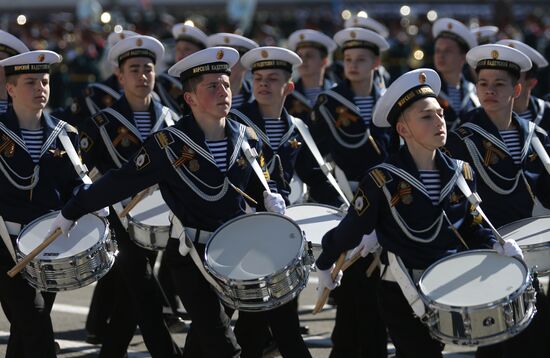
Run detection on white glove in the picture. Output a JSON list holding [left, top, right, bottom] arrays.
[[316, 264, 343, 299], [49, 212, 74, 236], [263, 191, 286, 214], [94, 207, 110, 217], [493, 239, 524, 259], [350, 231, 380, 258]]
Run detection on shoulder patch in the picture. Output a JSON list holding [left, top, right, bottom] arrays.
[[369, 168, 387, 188], [155, 131, 174, 149], [352, 188, 370, 216], [455, 127, 472, 140], [80, 131, 93, 152], [134, 147, 151, 171], [246, 126, 258, 141], [462, 162, 474, 181], [92, 113, 109, 127]]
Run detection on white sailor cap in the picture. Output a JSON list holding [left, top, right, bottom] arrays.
[[168, 46, 239, 81], [206, 33, 258, 55], [0, 50, 61, 76], [171, 23, 208, 48], [466, 44, 532, 77], [471, 26, 499, 43], [287, 29, 337, 55], [108, 35, 165, 67], [333, 27, 389, 55], [496, 39, 548, 69], [432, 18, 477, 51], [373, 68, 441, 128], [241, 46, 302, 73], [0, 30, 29, 57], [344, 16, 389, 39], [107, 30, 139, 48]]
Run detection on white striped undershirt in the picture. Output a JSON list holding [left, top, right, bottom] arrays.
[[231, 93, 245, 109], [500, 129, 522, 164], [354, 96, 374, 126], [304, 87, 322, 106], [0, 100, 8, 114], [20, 128, 43, 164], [418, 170, 441, 205], [205, 138, 228, 172], [264, 118, 286, 152], [516, 110, 533, 123], [447, 86, 462, 111], [133, 111, 152, 139]]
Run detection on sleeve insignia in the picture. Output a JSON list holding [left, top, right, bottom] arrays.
[[155, 131, 174, 149], [246, 126, 258, 141], [0, 134, 15, 158], [134, 147, 150, 171], [80, 131, 93, 152], [352, 188, 370, 216], [92, 113, 109, 127], [369, 168, 387, 188], [462, 162, 474, 181], [482, 140, 505, 166], [102, 95, 114, 107], [455, 127, 472, 140]]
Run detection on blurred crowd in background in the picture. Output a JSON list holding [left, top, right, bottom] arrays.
[[1, 0, 548, 108]]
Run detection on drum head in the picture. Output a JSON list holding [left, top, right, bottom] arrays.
[[18, 212, 106, 260], [128, 190, 171, 226], [206, 213, 303, 280], [419, 250, 527, 307], [285, 204, 344, 246], [499, 216, 550, 247]]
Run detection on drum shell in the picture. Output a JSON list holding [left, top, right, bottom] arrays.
[[204, 213, 314, 312], [16, 212, 117, 292], [126, 190, 170, 250], [419, 250, 537, 346]]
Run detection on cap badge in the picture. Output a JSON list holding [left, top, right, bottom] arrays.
[[216, 49, 224, 60], [181, 27, 187, 33], [507, 43, 515, 48], [491, 50, 499, 59], [353, 18, 359, 25], [419, 72, 427, 84], [37, 54, 45, 62], [120, 33, 126, 40], [447, 23, 453, 30], [261, 50, 268, 58], [136, 38, 143, 46], [224, 36, 230, 44], [299, 34, 305, 41], [350, 31, 356, 39]]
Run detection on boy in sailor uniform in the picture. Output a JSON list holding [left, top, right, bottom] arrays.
[[306, 26, 391, 358], [316, 68, 519, 358], [50, 46, 286, 358], [0, 50, 81, 358], [432, 18, 480, 130], [229, 46, 312, 357], [497, 39, 550, 133], [444, 43, 550, 358], [76, 35, 183, 358], [207, 33, 258, 110], [0, 30, 29, 114]]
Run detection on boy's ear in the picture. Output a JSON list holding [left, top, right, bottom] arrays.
[[284, 81, 295, 95], [183, 91, 196, 107], [513, 82, 522, 99]]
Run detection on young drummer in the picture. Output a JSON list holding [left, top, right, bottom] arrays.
[[207, 33, 258, 110], [496, 39, 550, 132], [49, 46, 286, 358], [77, 35, 182, 357], [432, 18, 479, 130], [316, 68, 520, 358], [0, 50, 80, 358], [0, 30, 29, 114], [444, 44, 550, 358], [229, 46, 311, 357]]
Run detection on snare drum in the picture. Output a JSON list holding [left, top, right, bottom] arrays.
[[419, 250, 536, 346], [499, 216, 550, 275], [285, 203, 345, 258], [16, 211, 116, 292], [205, 213, 314, 312], [127, 190, 170, 250]]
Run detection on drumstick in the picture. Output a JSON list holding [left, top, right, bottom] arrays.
[[341, 250, 381, 277], [7, 228, 62, 277], [312, 253, 346, 314], [229, 183, 258, 205], [118, 189, 150, 218]]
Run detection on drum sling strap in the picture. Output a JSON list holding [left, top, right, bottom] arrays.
[[0, 216, 16, 262]]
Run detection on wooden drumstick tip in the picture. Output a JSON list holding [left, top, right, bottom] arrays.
[[312, 253, 346, 314]]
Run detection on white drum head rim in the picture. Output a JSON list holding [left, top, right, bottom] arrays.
[[419, 250, 529, 308], [128, 190, 171, 227], [499, 215, 550, 248], [285, 203, 344, 246], [205, 212, 304, 281]]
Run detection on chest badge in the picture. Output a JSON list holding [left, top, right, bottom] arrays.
[[483, 140, 505, 166], [391, 181, 413, 206], [113, 127, 139, 148], [290, 99, 309, 115], [288, 138, 302, 149], [0, 135, 15, 158], [188, 159, 200, 172], [335, 106, 359, 128], [174, 145, 195, 168]]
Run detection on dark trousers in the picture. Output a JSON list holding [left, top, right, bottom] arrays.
[[329, 255, 387, 358], [476, 278, 550, 358], [85, 256, 116, 338], [377, 281, 444, 358], [232, 298, 311, 358], [0, 241, 57, 358], [164, 238, 241, 358], [98, 212, 181, 358], [158, 247, 180, 314]]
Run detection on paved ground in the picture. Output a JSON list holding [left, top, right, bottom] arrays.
[[0, 262, 494, 357]]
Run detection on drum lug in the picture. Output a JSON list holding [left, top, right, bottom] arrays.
[[462, 313, 472, 337], [526, 285, 537, 304], [504, 303, 515, 327], [303, 241, 315, 267], [107, 239, 119, 254]]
